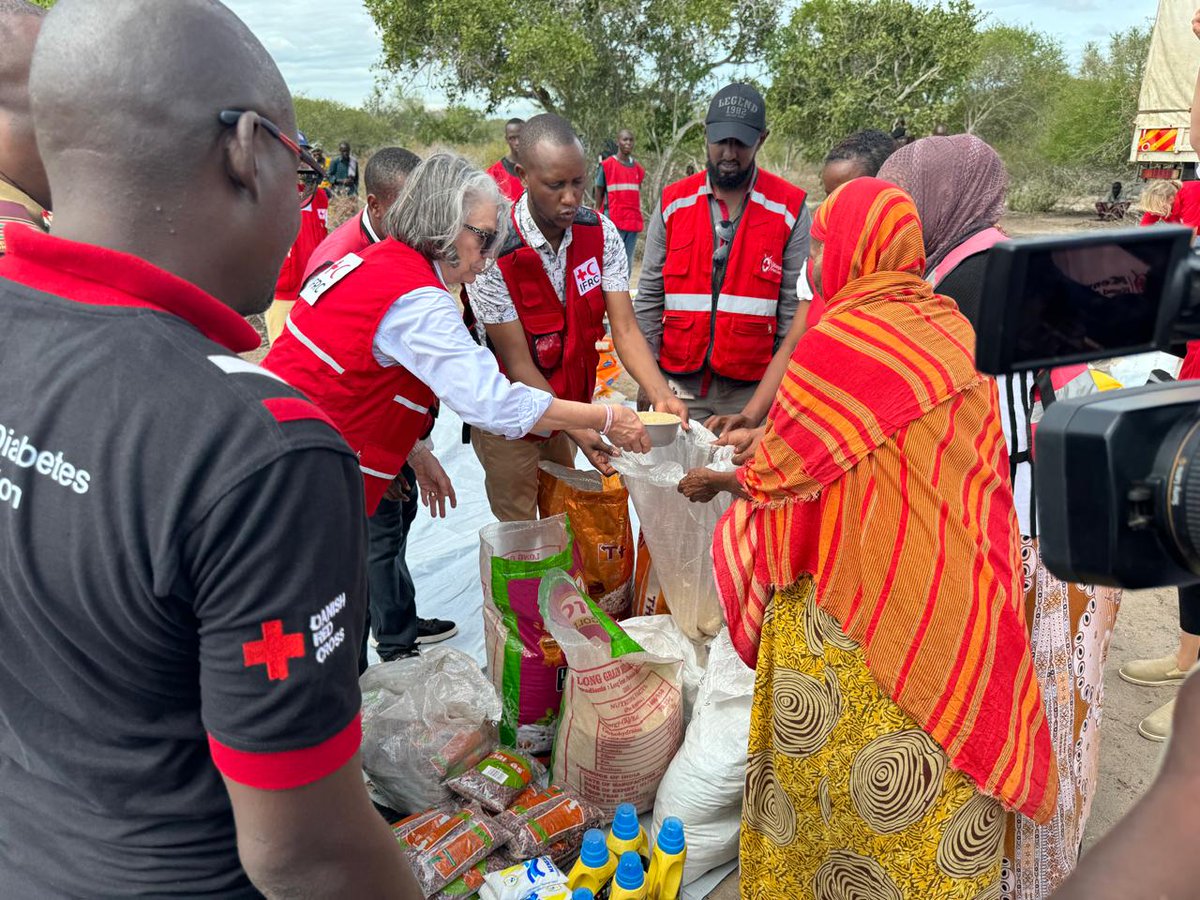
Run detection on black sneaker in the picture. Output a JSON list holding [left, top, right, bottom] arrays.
[[379, 645, 420, 662], [416, 617, 458, 645]]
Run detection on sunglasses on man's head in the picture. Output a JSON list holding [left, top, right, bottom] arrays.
[[217, 109, 326, 207]]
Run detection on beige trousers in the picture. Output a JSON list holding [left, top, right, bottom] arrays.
[[470, 428, 576, 522], [264, 298, 296, 345]]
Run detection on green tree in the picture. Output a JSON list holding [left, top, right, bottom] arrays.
[[958, 25, 1067, 144], [1039, 26, 1150, 169], [362, 0, 781, 196], [767, 0, 981, 160], [293, 96, 408, 154]]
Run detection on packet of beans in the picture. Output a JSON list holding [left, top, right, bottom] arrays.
[[432, 855, 509, 900], [496, 785, 604, 861], [445, 747, 547, 814], [394, 805, 513, 898]]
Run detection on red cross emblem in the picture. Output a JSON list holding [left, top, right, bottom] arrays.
[[242, 620, 306, 681]]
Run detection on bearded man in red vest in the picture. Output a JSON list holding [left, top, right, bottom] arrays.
[[486, 117, 524, 202], [634, 83, 812, 426], [467, 113, 689, 522], [594, 128, 645, 268]]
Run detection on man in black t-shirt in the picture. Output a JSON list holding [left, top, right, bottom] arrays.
[[0, 1, 420, 897]]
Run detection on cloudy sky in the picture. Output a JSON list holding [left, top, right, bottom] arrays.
[[224, 0, 1163, 112]]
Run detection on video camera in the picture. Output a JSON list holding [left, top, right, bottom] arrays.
[[976, 225, 1200, 589]]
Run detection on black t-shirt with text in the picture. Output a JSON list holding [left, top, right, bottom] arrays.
[[0, 275, 367, 897]]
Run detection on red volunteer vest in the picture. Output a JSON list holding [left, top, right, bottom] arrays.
[[601, 156, 645, 232], [303, 208, 375, 283], [659, 169, 805, 382], [274, 190, 329, 300], [494, 207, 607, 407], [487, 159, 524, 202], [263, 238, 439, 515]]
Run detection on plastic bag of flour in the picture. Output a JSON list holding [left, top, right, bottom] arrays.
[[610, 424, 734, 640], [480, 515, 579, 757], [540, 570, 685, 814], [360, 648, 501, 815]]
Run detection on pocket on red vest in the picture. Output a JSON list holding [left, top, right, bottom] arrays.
[[711, 313, 774, 382], [660, 310, 710, 374]]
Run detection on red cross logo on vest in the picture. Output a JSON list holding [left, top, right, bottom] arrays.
[[242, 620, 306, 681]]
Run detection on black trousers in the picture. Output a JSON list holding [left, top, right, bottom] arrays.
[[358, 464, 418, 672], [1181, 583, 1200, 637]]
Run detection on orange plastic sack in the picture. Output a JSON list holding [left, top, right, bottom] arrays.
[[633, 531, 670, 618], [593, 336, 624, 398], [537, 463, 633, 620]]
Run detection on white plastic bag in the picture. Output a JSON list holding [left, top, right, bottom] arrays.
[[540, 570, 685, 814], [359, 646, 501, 814], [610, 423, 733, 640], [652, 629, 755, 885]]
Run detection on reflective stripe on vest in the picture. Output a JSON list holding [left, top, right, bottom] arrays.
[[662, 183, 710, 224], [607, 183, 639, 191], [748, 188, 797, 229], [393, 394, 429, 415], [285, 315, 345, 374], [664, 293, 776, 316], [359, 463, 397, 481]]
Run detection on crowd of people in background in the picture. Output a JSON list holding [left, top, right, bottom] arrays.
[[4, 1, 1200, 899]]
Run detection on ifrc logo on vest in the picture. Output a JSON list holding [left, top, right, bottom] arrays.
[[572, 257, 602, 296], [300, 253, 363, 305], [760, 254, 783, 278]]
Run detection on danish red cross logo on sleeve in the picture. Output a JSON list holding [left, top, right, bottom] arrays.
[[242, 620, 306, 681]]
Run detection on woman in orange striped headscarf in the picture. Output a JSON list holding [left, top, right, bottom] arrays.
[[680, 178, 1056, 899]]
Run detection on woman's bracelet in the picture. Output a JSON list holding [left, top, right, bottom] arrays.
[[600, 403, 614, 436]]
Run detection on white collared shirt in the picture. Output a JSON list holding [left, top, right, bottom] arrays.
[[370, 260, 552, 439], [466, 194, 629, 327]]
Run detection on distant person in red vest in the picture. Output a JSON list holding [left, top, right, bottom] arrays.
[[0, 0, 49, 256], [487, 117, 524, 202], [467, 113, 689, 522], [594, 128, 646, 268], [265, 130, 328, 344], [634, 82, 811, 424]]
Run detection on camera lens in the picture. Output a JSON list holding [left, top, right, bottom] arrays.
[[1153, 413, 1200, 575]]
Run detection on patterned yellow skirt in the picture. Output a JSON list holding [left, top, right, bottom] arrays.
[[740, 578, 1004, 900]]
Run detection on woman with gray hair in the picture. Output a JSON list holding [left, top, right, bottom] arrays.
[[265, 152, 648, 663]]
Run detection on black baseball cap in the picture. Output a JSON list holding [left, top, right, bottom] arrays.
[[706, 83, 766, 147]]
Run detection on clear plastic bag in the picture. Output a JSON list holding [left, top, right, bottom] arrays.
[[610, 423, 734, 640], [360, 647, 502, 815]]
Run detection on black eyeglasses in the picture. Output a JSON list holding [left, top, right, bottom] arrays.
[[218, 109, 326, 207], [714, 218, 735, 266], [463, 223, 499, 255]]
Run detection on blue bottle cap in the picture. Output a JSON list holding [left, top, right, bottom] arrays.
[[657, 817, 686, 855], [615, 851, 645, 890], [573, 890, 595, 900], [580, 828, 610, 868], [611, 803, 641, 841]]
